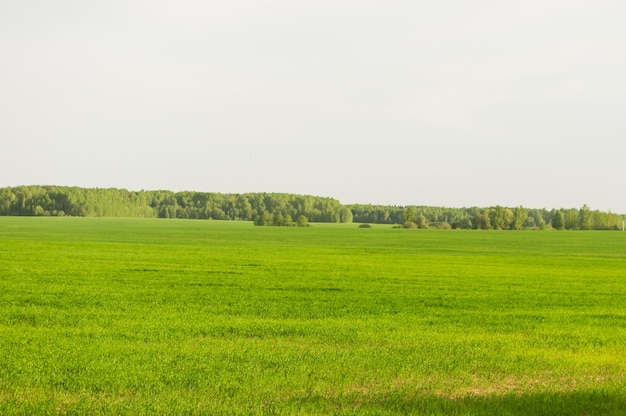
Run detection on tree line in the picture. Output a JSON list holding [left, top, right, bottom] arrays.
[[352, 204, 623, 230], [0, 185, 350, 223], [0, 185, 623, 230]]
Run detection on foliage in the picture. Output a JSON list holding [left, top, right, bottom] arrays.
[[430, 221, 452, 230], [0, 186, 345, 224], [402, 221, 418, 229], [415, 213, 429, 229], [552, 210, 564, 230], [511, 206, 529, 230], [296, 215, 309, 227], [1, 218, 625, 414], [402, 206, 417, 225], [0, 186, 624, 230]]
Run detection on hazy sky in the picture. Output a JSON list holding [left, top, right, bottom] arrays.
[[2, 1, 626, 211]]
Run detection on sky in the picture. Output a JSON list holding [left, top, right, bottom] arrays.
[[2, 1, 626, 212]]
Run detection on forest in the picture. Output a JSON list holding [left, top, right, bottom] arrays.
[[0, 185, 623, 230]]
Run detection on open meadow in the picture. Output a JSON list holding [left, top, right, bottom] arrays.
[[0, 217, 625, 415]]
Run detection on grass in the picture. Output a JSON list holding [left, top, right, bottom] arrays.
[[0, 217, 625, 415]]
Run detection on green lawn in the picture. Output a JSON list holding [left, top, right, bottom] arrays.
[[1, 217, 625, 415]]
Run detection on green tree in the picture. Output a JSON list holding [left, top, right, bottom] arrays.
[[274, 213, 285, 226], [416, 214, 429, 229], [402, 206, 417, 226], [474, 210, 492, 230], [511, 206, 528, 230], [552, 211, 564, 230], [339, 207, 353, 223], [453, 217, 472, 230], [296, 215, 308, 227], [489, 206, 513, 230], [564, 209, 579, 230], [579, 204, 592, 230], [253, 215, 265, 226]]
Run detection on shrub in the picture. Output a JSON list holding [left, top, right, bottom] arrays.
[[296, 215, 309, 227], [431, 221, 452, 230]]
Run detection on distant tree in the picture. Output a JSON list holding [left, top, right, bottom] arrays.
[[522, 209, 540, 229], [552, 211, 564, 230], [474, 210, 491, 230], [489, 206, 513, 230], [452, 217, 472, 230], [274, 213, 285, 226], [339, 207, 353, 223], [427, 221, 452, 230], [402, 206, 417, 226], [296, 215, 308, 227], [416, 214, 429, 229], [591, 210, 608, 230], [511, 206, 528, 230], [579, 204, 592, 230], [564, 209, 579, 230]]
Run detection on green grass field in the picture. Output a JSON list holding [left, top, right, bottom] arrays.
[[1, 217, 625, 415]]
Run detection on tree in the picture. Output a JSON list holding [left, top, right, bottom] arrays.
[[296, 215, 308, 227], [339, 207, 353, 223], [511, 206, 528, 230], [564, 209, 579, 230], [453, 217, 472, 230], [402, 206, 417, 226], [474, 210, 492, 230], [552, 211, 564, 230], [416, 214, 429, 229], [274, 213, 285, 226], [489, 206, 513, 230], [579, 204, 592, 230]]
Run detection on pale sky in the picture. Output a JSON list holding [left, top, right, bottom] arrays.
[[2, 1, 626, 212]]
